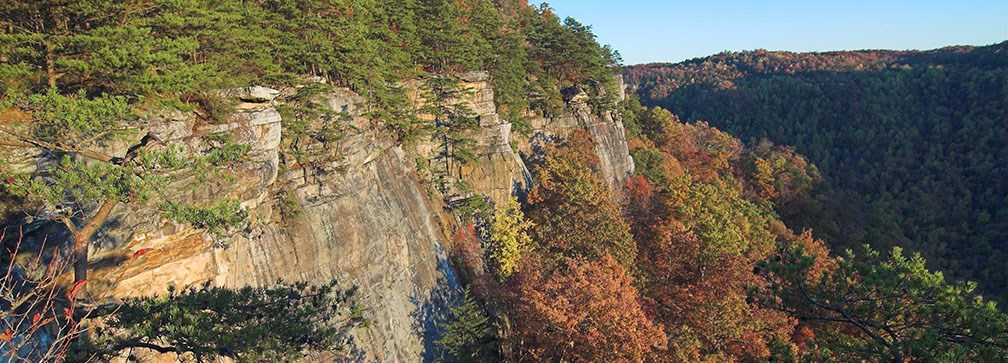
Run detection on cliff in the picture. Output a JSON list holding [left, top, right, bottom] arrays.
[[21, 74, 633, 361]]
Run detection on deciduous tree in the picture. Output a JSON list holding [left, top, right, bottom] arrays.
[[507, 255, 665, 362]]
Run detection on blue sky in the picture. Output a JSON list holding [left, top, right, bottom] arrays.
[[542, 1, 1008, 65]]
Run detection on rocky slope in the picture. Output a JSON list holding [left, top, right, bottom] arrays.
[[47, 74, 633, 361]]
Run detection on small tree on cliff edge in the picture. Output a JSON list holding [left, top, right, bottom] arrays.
[[0, 90, 249, 284]]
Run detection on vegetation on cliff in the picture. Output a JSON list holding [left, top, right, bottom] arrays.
[[1, 0, 1005, 362], [443, 98, 1006, 362], [0, 0, 621, 359]]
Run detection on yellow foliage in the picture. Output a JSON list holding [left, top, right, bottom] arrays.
[[488, 197, 533, 279]]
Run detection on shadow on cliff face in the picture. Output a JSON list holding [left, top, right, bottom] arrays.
[[1, 221, 71, 270], [412, 244, 462, 363]]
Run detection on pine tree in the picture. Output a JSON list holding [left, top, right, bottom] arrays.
[[437, 288, 497, 362], [758, 244, 1008, 362]]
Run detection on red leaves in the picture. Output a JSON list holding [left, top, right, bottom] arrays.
[[132, 248, 153, 259], [67, 279, 87, 301], [508, 256, 666, 362], [31, 313, 53, 328], [453, 223, 482, 274]]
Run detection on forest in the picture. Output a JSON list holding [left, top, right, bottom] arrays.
[[0, 0, 1006, 361], [433, 95, 1007, 362], [625, 43, 1008, 305]]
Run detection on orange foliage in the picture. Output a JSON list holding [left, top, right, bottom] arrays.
[[527, 130, 637, 270], [658, 121, 742, 183], [0, 108, 31, 126], [636, 202, 794, 362], [506, 255, 665, 362]]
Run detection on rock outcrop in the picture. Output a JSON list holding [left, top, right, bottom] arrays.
[[91, 92, 456, 362], [23, 72, 634, 362], [525, 76, 635, 193], [411, 72, 531, 206]]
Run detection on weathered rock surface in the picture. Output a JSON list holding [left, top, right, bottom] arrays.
[[12, 72, 633, 362], [524, 78, 635, 193], [225, 85, 281, 102], [92, 94, 457, 362], [411, 73, 530, 207]]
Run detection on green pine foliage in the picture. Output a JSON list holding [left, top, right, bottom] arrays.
[[1, 0, 622, 136], [74, 280, 364, 362], [423, 76, 480, 172], [159, 199, 248, 237], [759, 244, 1008, 362], [0, 0, 629, 360], [274, 82, 348, 171], [436, 288, 497, 362]]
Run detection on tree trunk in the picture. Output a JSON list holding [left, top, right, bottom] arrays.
[[72, 199, 119, 283], [72, 234, 89, 283], [45, 40, 57, 88]]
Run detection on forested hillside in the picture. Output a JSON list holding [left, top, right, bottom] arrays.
[[441, 96, 1008, 362], [625, 43, 1008, 304], [0, 1, 623, 361], [0, 0, 620, 129], [1, 1, 1007, 361]]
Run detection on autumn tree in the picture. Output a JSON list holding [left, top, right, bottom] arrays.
[[507, 255, 665, 362], [526, 130, 637, 270], [0, 229, 83, 362], [632, 182, 792, 362], [625, 44, 1008, 303], [486, 197, 532, 280], [624, 106, 798, 361]]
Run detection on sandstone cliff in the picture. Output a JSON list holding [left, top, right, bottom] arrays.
[[16, 74, 633, 361]]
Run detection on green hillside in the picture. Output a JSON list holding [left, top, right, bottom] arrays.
[[626, 43, 1008, 304]]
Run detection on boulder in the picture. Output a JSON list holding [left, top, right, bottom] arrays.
[[229, 86, 280, 103]]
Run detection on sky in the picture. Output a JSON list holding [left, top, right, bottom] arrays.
[[543, 0, 1008, 65]]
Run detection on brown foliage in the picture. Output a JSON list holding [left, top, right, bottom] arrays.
[[636, 211, 793, 362], [527, 130, 637, 270], [626, 116, 797, 361], [506, 255, 665, 362], [657, 121, 742, 183]]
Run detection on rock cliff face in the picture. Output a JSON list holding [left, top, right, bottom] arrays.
[[75, 74, 633, 361], [96, 93, 455, 362], [525, 75, 634, 193]]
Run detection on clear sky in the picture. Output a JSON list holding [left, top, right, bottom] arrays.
[[542, 0, 1008, 65]]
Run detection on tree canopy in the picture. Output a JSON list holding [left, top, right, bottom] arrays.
[[625, 43, 1008, 304]]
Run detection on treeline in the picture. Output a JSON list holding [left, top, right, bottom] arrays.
[[624, 43, 1008, 305], [1, 0, 620, 137], [438, 98, 1008, 362], [0, 0, 625, 360]]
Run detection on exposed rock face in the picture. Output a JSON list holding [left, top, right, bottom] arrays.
[[53, 74, 633, 362], [525, 79, 635, 193], [409, 72, 530, 207], [410, 72, 631, 207], [92, 91, 456, 362], [226, 85, 281, 102], [453, 74, 531, 205]]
